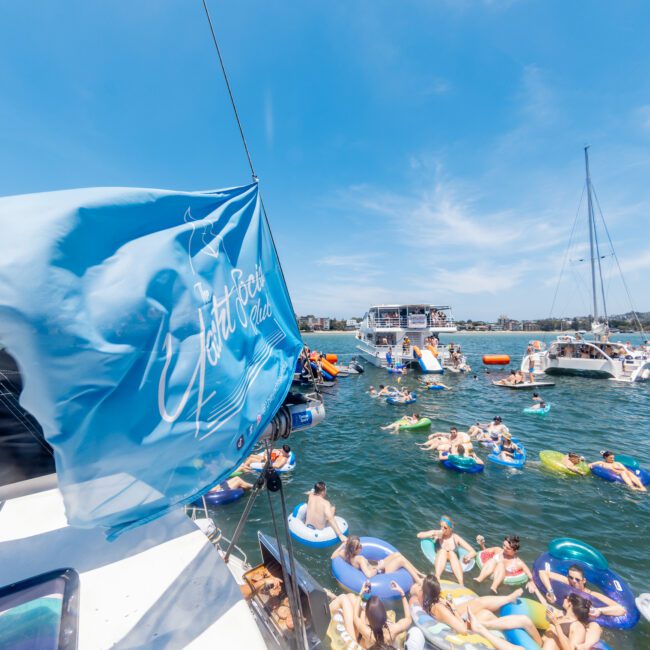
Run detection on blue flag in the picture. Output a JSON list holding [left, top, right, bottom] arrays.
[[0, 183, 302, 534]]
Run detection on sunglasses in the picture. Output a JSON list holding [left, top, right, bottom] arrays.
[[568, 574, 584, 583]]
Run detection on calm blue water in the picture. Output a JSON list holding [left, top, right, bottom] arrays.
[[214, 332, 650, 649]]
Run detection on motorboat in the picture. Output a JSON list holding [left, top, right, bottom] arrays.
[[356, 304, 469, 373]]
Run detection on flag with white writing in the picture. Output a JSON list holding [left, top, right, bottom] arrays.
[[0, 183, 301, 534]]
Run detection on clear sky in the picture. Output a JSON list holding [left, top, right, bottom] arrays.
[[1, 1, 649, 321]]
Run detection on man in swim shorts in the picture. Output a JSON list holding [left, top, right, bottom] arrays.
[[538, 564, 626, 618], [210, 475, 254, 493], [306, 481, 347, 543], [418, 427, 468, 452]]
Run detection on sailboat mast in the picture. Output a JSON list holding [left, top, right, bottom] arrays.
[[584, 146, 599, 321]]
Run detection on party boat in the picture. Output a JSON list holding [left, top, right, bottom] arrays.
[[521, 148, 650, 383], [356, 303, 468, 373]]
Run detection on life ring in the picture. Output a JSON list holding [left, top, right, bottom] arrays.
[[441, 455, 484, 474], [420, 539, 476, 573], [427, 384, 445, 391], [288, 503, 348, 548], [532, 538, 639, 629], [250, 452, 296, 473], [636, 593, 650, 622], [331, 536, 413, 600], [475, 549, 528, 586]]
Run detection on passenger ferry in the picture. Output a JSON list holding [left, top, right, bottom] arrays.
[[356, 304, 468, 373]]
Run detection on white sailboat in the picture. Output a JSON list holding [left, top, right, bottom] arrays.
[[522, 148, 650, 383]]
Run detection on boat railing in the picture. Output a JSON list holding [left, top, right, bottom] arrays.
[[368, 316, 454, 329]]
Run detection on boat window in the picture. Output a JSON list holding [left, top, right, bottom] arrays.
[[0, 568, 79, 650]]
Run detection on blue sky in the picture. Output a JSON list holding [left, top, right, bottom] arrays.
[[1, 1, 650, 320]]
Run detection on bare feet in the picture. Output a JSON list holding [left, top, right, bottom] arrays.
[[507, 587, 524, 602]]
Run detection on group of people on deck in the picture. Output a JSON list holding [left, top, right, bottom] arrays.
[[496, 368, 535, 386], [325, 511, 620, 650]]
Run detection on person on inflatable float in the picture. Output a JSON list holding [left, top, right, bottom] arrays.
[[416, 516, 477, 585], [469, 416, 509, 444], [306, 481, 347, 543], [535, 589, 602, 650], [328, 580, 411, 649], [409, 574, 543, 645], [241, 444, 292, 471], [496, 432, 522, 462], [537, 564, 625, 619], [418, 427, 469, 452], [331, 536, 425, 583], [439, 444, 484, 467], [559, 452, 588, 475], [209, 475, 253, 495], [589, 450, 647, 492], [382, 414, 421, 433], [474, 534, 534, 593]]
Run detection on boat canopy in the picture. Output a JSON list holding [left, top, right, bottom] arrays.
[[0, 183, 301, 536]]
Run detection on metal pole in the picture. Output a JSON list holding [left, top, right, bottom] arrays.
[[584, 146, 599, 321]]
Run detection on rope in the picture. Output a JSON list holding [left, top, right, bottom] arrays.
[[200, 0, 256, 180], [549, 185, 585, 319], [199, 0, 300, 323], [591, 186, 645, 334]]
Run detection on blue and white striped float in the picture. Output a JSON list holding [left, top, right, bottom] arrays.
[[288, 503, 349, 548]]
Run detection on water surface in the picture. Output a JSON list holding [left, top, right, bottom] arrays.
[[213, 332, 650, 649]]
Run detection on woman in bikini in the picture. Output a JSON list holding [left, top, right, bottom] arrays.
[[474, 534, 534, 593], [416, 516, 477, 585], [410, 574, 543, 645], [331, 536, 425, 583], [328, 580, 411, 649], [538, 591, 595, 649]]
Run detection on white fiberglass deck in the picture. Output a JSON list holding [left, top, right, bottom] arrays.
[[0, 480, 266, 649]]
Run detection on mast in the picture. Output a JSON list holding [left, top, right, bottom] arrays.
[[584, 146, 599, 321]]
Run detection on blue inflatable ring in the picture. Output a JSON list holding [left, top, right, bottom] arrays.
[[386, 393, 416, 405], [487, 437, 527, 469], [331, 536, 413, 600], [533, 550, 639, 629], [192, 487, 244, 507], [441, 455, 484, 474], [590, 462, 650, 486]]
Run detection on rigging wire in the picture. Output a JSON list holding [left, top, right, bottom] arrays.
[[591, 186, 645, 333], [548, 185, 586, 319], [200, 0, 307, 369]]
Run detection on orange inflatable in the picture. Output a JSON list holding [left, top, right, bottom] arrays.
[[482, 354, 510, 365], [325, 353, 338, 363], [320, 358, 340, 377], [412, 345, 422, 359]]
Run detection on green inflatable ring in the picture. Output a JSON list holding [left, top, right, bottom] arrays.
[[548, 537, 608, 571], [539, 451, 589, 477], [398, 417, 432, 431]]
